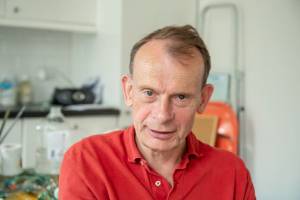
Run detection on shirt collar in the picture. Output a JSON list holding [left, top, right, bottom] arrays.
[[124, 126, 143, 163], [176, 132, 204, 169], [124, 126, 205, 164]]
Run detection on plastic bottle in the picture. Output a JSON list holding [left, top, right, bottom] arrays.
[[0, 76, 17, 108], [35, 106, 70, 175]]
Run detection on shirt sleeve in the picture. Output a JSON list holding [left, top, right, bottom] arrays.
[[233, 157, 256, 200], [243, 170, 256, 200], [58, 147, 98, 200]]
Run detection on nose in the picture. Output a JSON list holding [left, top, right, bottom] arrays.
[[154, 96, 174, 123]]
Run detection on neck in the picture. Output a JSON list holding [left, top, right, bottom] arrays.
[[136, 139, 186, 186], [141, 144, 186, 165]]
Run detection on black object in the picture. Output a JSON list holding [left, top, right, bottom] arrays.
[[52, 88, 95, 106]]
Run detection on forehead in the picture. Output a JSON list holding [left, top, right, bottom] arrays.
[[132, 40, 205, 91]]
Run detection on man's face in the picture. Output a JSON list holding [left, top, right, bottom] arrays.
[[122, 40, 213, 153]]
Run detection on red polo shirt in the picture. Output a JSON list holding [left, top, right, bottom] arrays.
[[59, 126, 255, 200]]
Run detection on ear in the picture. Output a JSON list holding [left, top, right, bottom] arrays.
[[196, 84, 214, 113], [121, 74, 134, 107]]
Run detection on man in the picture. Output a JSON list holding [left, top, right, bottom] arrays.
[[59, 25, 256, 200]]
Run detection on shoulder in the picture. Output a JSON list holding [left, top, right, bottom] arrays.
[[64, 129, 126, 162], [197, 140, 248, 173], [59, 130, 126, 199], [199, 143, 255, 198]]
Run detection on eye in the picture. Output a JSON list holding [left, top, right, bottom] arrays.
[[177, 94, 185, 100], [173, 94, 192, 107], [140, 89, 156, 103], [144, 90, 153, 96]]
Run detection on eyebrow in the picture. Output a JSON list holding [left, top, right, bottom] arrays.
[[137, 85, 158, 94], [137, 84, 194, 97]]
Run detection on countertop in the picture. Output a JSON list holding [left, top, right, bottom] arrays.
[[0, 104, 120, 118]]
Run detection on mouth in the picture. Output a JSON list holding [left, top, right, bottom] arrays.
[[148, 128, 176, 140]]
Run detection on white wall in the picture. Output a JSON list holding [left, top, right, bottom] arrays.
[[71, 0, 123, 107], [243, 0, 300, 199], [2, 1, 299, 198], [0, 0, 196, 108], [0, 0, 123, 107], [117, 0, 197, 126], [0, 27, 73, 103], [198, 0, 300, 199], [121, 0, 196, 74]]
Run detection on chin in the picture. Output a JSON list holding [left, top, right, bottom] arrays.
[[142, 138, 180, 152]]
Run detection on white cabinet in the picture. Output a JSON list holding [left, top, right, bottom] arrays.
[[22, 116, 119, 168], [0, 0, 97, 33], [21, 118, 40, 169], [0, 119, 22, 145], [67, 116, 119, 136], [6, 0, 61, 22]]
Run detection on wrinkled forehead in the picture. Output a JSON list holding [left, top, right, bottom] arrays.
[[133, 39, 204, 64], [132, 40, 205, 90], [132, 40, 205, 85]]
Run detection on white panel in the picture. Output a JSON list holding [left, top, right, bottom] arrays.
[[246, 63, 300, 199], [244, 0, 300, 198], [203, 7, 236, 73], [2, 0, 97, 32], [197, 2, 240, 110], [0, 0, 5, 16], [6, 0, 59, 22], [5, 0, 97, 24], [22, 118, 41, 168], [122, 0, 196, 74], [199, 0, 300, 199], [0, 119, 22, 144], [57, 0, 96, 25], [67, 116, 119, 137]]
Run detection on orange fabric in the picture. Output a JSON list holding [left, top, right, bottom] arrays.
[[202, 102, 239, 154], [59, 126, 255, 200]]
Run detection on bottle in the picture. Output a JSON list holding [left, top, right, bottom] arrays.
[[0, 76, 17, 108], [35, 106, 70, 175], [18, 75, 33, 106]]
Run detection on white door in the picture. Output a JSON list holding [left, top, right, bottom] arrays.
[[6, 0, 59, 22]]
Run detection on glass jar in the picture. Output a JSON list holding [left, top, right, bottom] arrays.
[[35, 106, 70, 175], [18, 75, 33, 105]]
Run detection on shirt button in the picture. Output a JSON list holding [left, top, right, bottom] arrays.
[[155, 180, 161, 187]]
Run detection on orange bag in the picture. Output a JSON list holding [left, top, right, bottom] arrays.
[[202, 102, 239, 154]]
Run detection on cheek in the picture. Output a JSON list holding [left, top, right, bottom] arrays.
[[132, 101, 152, 123], [175, 108, 196, 131]]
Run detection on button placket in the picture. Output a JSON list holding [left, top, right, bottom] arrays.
[[155, 180, 161, 187]]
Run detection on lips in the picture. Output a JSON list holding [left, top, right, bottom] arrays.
[[148, 129, 175, 140]]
